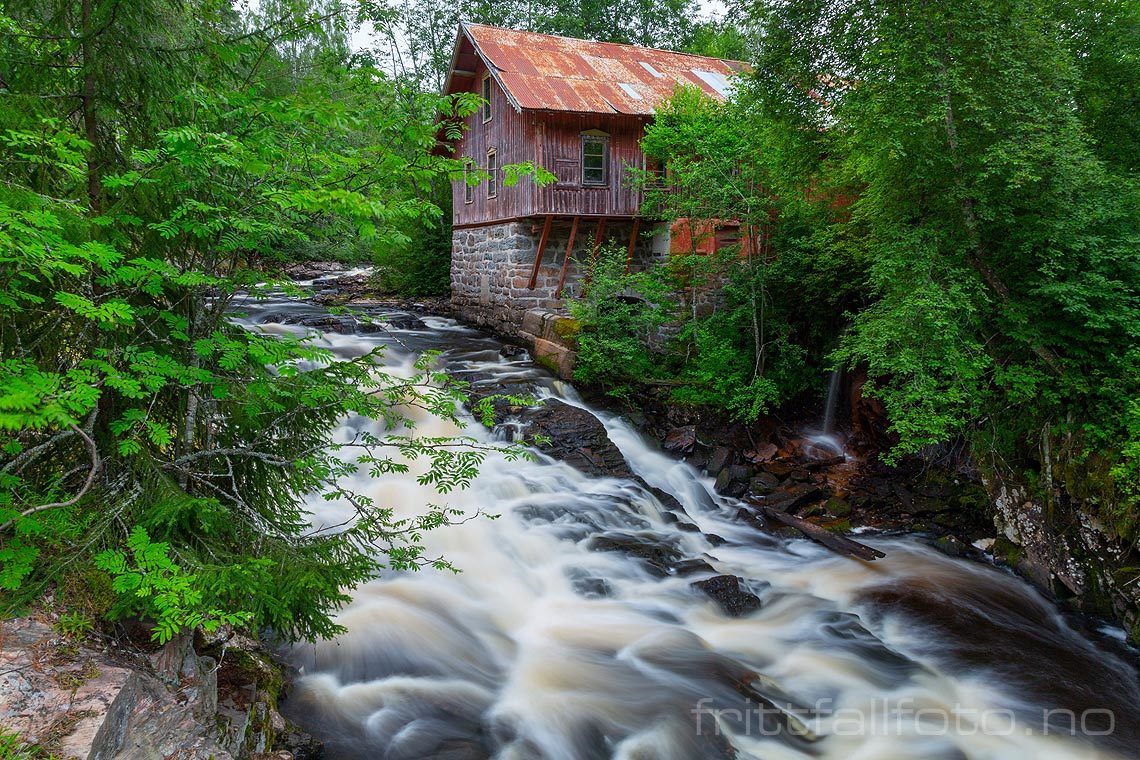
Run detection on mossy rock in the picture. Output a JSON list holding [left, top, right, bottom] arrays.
[[552, 316, 581, 341], [825, 497, 852, 518], [822, 518, 852, 533], [993, 535, 1023, 566], [535, 353, 561, 376]]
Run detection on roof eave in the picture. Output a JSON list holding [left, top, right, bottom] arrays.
[[459, 21, 525, 114]]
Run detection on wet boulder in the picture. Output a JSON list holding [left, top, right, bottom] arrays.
[[499, 344, 528, 358], [515, 398, 633, 479], [691, 575, 763, 617], [663, 425, 697, 455], [668, 557, 718, 577], [707, 446, 734, 475], [284, 261, 345, 280], [565, 569, 613, 598], [713, 464, 753, 497], [586, 531, 683, 576], [384, 313, 428, 330]]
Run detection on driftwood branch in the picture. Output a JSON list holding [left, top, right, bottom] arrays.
[[747, 501, 885, 562]]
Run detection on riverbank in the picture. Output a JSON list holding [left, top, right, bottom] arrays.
[[0, 605, 320, 758]]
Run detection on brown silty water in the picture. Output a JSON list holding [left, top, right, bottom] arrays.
[[232, 292, 1140, 760]]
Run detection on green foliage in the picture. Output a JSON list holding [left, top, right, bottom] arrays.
[[661, 0, 1140, 521], [632, 0, 1140, 541], [626, 84, 856, 419], [568, 242, 814, 420], [95, 526, 251, 644], [0, 0, 532, 645], [0, 731, 34, 760], [371, 181, 453, 296], [568, 244, 674, 398], [55, 611, 95, 640]]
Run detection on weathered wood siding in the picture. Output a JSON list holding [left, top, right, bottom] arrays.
[[452, 62, 647, 226], [531, 112, 646, 219], [452, 59, 537, 227]]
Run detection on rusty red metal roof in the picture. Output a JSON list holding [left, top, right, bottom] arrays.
[[448, 23, 747, 115]]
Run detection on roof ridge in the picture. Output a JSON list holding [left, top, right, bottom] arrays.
[[460, 22, 747, 66]]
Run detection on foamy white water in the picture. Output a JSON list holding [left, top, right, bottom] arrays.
[[234, 294, 1140, 760]]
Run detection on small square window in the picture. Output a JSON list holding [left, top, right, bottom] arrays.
[[486, 150, 497, 198], [482, 75, 492, 123], [645, 156, 666, 187], [582, 136, 608, 186]]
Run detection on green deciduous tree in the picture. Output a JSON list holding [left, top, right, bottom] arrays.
[[734, 0, 1140, 525], [0, 0, 533, 646]]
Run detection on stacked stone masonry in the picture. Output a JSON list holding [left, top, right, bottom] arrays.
[[451, 219, 664, 335]]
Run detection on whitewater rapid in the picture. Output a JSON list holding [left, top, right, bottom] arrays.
[[236, 294, 1140, 760]]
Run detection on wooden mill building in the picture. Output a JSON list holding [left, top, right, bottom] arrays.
[[441, 23, 745, 345]]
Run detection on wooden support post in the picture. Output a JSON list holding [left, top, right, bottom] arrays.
[[589, 216, 607, 264], [554, 215, 580, 298], [528, 214, 553, 289], [580, 216, 608, 295], [624, 217, 641, 274]]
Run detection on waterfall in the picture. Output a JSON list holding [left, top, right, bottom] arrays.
[[822, 367, 843, 435], [233, 291, 1140, 760]]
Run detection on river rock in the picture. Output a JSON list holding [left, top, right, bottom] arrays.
[[691, 575, 762, 617], [566, 569, 613, 598], [825, 497, 852, 517], [587, 532, 682, 576], [759, 484, 825, 514], [499, 344, 528, 358], [743, 443, 778, 463], [707, 446, 734, 474], [383, 312, 428, 330], [513, 398, 633, 479], [284, 260, 345, 280], [713, 465, 753, 497], [663, 425, 697, 455], [669, 558, 717, 576]]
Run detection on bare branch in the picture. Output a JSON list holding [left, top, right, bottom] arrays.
[[1, 424, 101, 533]]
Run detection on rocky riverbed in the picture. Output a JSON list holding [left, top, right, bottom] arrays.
[[303, 260, 1140, 641], [16, 262, 1131, 760]]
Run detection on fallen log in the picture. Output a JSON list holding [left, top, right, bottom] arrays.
[[746, 501, 886, 562], [805, 455, 846, 471]]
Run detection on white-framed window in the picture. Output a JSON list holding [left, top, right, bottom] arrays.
[[481, 74, 492, 123], [463, 160, 474, 204], [582, 135, 608, 186], [486, 149, 497, 198], [645, 155, 666, 187]]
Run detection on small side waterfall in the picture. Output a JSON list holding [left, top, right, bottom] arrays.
[[822, 367, 843, 435], [804, 368, 846, 460]]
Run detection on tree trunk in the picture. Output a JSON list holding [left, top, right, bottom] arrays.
[[933, 46, 1064, 376], [80, 0, 101, 214]]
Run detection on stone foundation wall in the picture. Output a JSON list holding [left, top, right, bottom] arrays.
[[450, 218, 664, 336]]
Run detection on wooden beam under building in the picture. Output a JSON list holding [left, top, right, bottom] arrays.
[[624, 217, 641, 274], [589, 217, 607, 265], [555, 215, 580, 298], [528, 214, 553, 289]]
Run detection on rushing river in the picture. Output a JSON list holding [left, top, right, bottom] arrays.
[[236, 293, 1140, 760]]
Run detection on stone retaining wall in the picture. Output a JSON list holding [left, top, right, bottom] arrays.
[[450, 219, 665, 336]]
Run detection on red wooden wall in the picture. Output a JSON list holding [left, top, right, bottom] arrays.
[[451, 59, 648, 227]]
